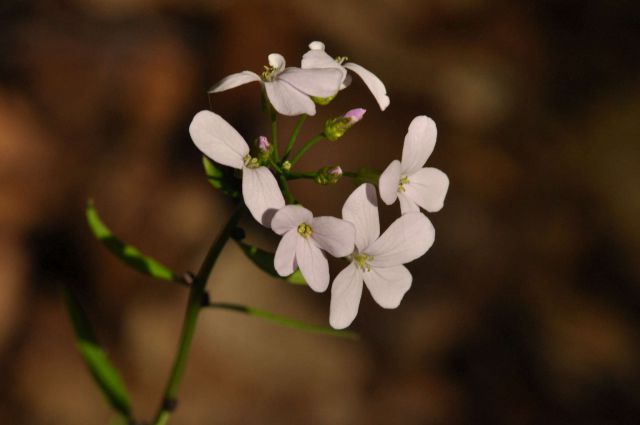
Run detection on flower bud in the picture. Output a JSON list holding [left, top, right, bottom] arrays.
[[282, 160, 292, 171], [323, 108, 366, 141], [257, 135, 270, 152], [315, 165, 343, 185]]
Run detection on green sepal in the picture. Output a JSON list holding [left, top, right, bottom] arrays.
[[234, 240, 306, 285], [86, 200, 179, 282], [64, 287, 132, 417], [202, 156, 241, 198]]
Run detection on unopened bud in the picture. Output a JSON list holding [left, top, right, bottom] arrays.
[[315, 165, 343, 185], [257, 135, 270, 152], [282, 160, 292, 171], [323, 108, 366, 141]]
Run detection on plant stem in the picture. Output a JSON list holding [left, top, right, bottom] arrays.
[[278, 175, 296, 204], [286, 171, 318, 180], [283, 115, 307, 160], [289, 133, 325, 166], [269, 104, 279, 161], [151, 205, 243, 425]]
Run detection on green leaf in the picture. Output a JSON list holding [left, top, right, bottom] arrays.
[[202, 156, 241, 198], [86, 201, 179, 282], [64, 287, 132, 417], [234, 240, 306, 285], [207, 302, 359, 340]]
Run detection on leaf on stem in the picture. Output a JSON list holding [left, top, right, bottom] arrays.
[[86, 201, 180, 282], [64, 287, 132, 417], [202, 156, 241, 198], [207, 302, 359, 340], [234, 240, 306, 285]]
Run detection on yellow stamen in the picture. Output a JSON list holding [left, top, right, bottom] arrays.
[[297, 223, 313, 238]]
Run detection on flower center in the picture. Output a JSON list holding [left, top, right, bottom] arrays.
[[261, 65, 277, 81], [398, 175, 410, 192], [335, 55, 348, 65], [243, 154, 260, 169], [352, 252, 374, 272], [297, 223, 313, 238]]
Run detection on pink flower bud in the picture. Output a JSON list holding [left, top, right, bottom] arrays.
[[258, 136, 270, 152], [344, 108, 366, 124], [328, 166, 343, 177]]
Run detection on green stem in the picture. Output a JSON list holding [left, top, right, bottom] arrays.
[[269, 105, 279, 162], [283, 115, 307, 160], [151, 205, 243, 425], [286, 171, 318, 180], [342, 171, 358, 178], [289, 133, 325, 166], [278, 175, 296, 204]]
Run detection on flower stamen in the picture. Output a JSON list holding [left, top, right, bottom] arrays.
[[398, 175, 410, 192], [352, 252, 374, 272], [243, 154, 260, 169], [335, 56, 348, 65], [297, 223, 313, 238]]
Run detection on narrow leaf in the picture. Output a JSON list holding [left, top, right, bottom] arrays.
[[86, 200, 179, 282], [64, 287, 132, 417], [207, 302, 358, 340], [202, 156, 241, 198], [234, 240, 306, 285]]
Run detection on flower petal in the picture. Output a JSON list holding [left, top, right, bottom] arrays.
[[264, 80, 316, 116], [310, 216, 355, 258], [274, 229, 298, 276], [378, 159, 401, 205], [398, 192, 419, 214], [404, 167, 450, 213], [368, 212, 435, 267], [363, 265, 412, 309], [242, 167, 285, 228], [208, 71, 261, 93], [278, 67, 344, 98], [329, 263, 364, 329], [400, 115, 437, 175], [268, 53, 286, 72], [343, 62, 390, 111], [342, 183, 380, 251], [271, 205, 313, 235], [296, 238, 329, 292], [301, 47, 341, 70], [189, 110, 249, 169]]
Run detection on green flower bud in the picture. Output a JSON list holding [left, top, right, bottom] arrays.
[[315, 166, 343, 185], [323, 108, 366, 141]]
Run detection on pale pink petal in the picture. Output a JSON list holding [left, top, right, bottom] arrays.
[[189, 110, 249, 169], [398, 192, 419, 214], [242, 167, 285, 228], [400, 116, 437, 175], [274, 229, 298, 276], [363, 265, 412, 309], [378, 159, 401, 205], [296, 238, 329, 292], [278, 67, 344, 98], [268, 53, 286, 72], [264, 80, 316, 116], [342, 183, 380, 251], [368, 212, 435, 267], [343, 62, 390, 111], [208, 71, 261, 93], [301, 47, 341, 70], [310, 216, 355, 258], [271, 205, 313, 235], [329, 263, 364, 329], [404, 167, 450, 213]]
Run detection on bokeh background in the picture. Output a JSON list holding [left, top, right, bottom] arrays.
[[1, 1, 640, 424]]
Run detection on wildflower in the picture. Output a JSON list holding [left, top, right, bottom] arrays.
[[272, 205, 355, 292], [302, 41, 390, 111], [329, 183, 435, 329], [209, 53, 344, 116], [324, 108, 366, 141], [378, 116, 449, 214], [189, 110, 284, 227]]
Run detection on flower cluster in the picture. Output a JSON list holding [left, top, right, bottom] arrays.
[[190, 41, 449, 329]]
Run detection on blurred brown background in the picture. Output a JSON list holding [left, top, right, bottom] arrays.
[[1, 0, 640, 424]]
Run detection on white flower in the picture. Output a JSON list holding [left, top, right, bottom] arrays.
[[272, 205, 355, 293], [378, 116, 449, 214], [189, 110, 284, 227], [301, 41, 390, 111], [209, 53, 344, 117], [330, 183, 435, 329]]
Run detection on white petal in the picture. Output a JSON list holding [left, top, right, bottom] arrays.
[[271, 205, 313, 235], [342, 183, 380, 251], [278, 67, 344, 98], [264, 80, 316, 116], [363, 265, 412, 309], [301, 48, 342, 70], [404, 167, 450, 213], [268, 53, 286, 72], [398, 192, 419, 214], [296, 238, 329, 292], [242, 167, 285, 228], [274, 229, 298, 276], [309, 41, 326, 50], [329, 263, 363, 329], [189, 110, 249, 169], [400, 116, 437, 175], [310, 216, 355, 258], [208, 71, 261, 93], [343, 62, 390, 111], [378, 159, 401, 205], [368, 212, 435, 267]]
